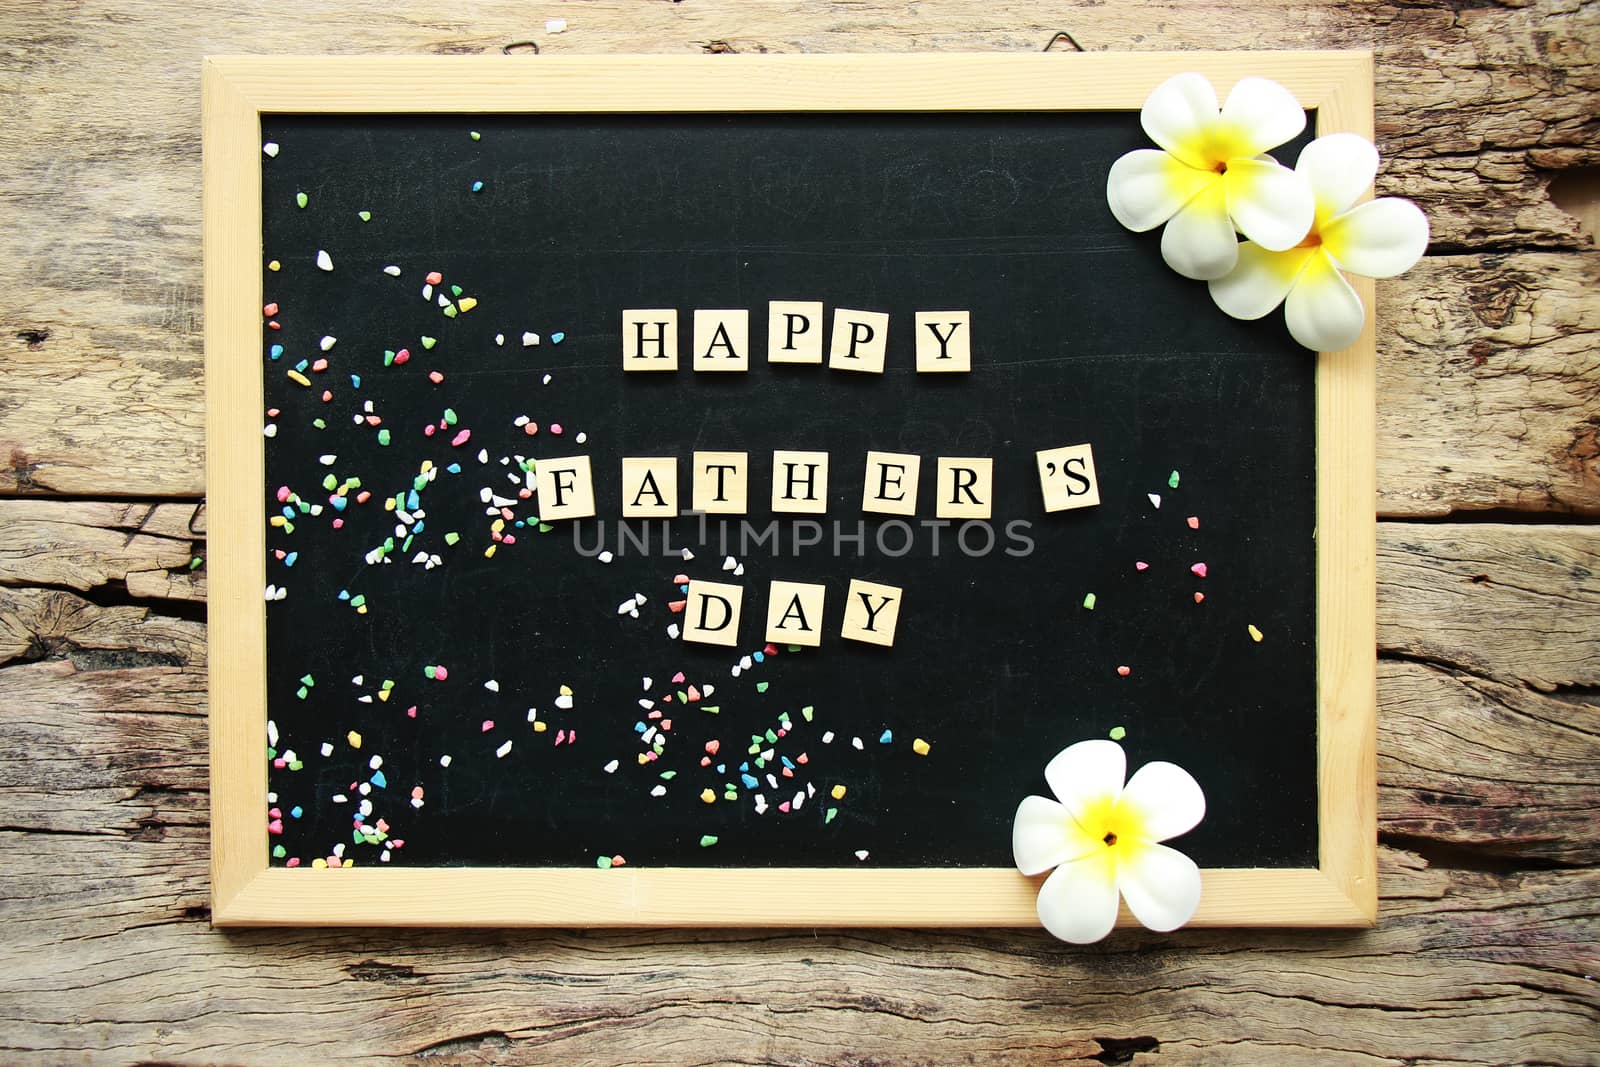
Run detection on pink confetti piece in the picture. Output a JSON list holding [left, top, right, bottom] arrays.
[[1191, 562, 1208, 578], [1186, 516, 1200, 529], [1116, 665, 1132, 677], [1135, 561, 1149, 572], [451, 428, 471, 447]]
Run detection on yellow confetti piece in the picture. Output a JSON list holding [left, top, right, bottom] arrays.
[[560, 684, 574, 696], [286, 370, 311, 387], [533, 720, 547, 733], [311, 858, 327, 868], [376, 690, 390, 702], [700, 788, 716, 804], [912, 738, 931, 756], [457, 296, 478, 312], [347, 730, 362, 748], [831, 784, 847, 800], [484, 544, 497, 558], [268, 259, 282, 272], [1248, 624, 1264, 643], [637, 753, 650, 765]]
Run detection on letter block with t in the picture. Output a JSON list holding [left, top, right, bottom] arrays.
[[841, 578, 903, 647], [682, 579, 744, 647]]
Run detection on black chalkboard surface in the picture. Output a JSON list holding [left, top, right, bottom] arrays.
[[258, 108, 1318, 874]]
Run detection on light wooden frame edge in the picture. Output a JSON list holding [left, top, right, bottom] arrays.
[[204, 51, 1376, 928]]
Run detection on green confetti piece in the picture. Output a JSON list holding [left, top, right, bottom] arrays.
[[299, 674, 315, 687], [450, 284, 463, 298], [659, 770, 677, 780], [288, 759, 303, 771], [377, 428, 391, 446], [764, 729, 778, 743], [295, 191, 308, 209], [1168, 469, 1181, 489], [443, 408, 458, 426], [787, 644, 802, 652], [801, 705, 814, 722], [595, 855, 612, 869], [189, 556, 204, 570], [470, 130, 481, 141], [1109, 725, 1127, 741], [1083, 592, 1097, 610], [311, 418, 326, 430], [295, 686, 308, 700], [322, 474, 337, 491], [825, 808, 837, 824], [701, 705, 719, 714], [442, 305, 457, 318], [424, 665, 437, 679], [676, 690, 687, 703], [272, 845, 287, 859], [420, 335, 437, 349], [383, 350, 395, 366], [756, 681, 770, 694], [538, 523, 553, 533], [358, 210, 371, 222], [444, 532, 461, 546], [381, 679, 394, 690], [699, 835, 719, 848], [348, 594, 366, 609]]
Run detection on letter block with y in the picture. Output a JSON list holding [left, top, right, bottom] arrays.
[[841, 578, 903, 647], [683, 579, 744, 647]]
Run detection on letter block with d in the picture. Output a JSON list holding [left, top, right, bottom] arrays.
[[682, 579, 745, 647]]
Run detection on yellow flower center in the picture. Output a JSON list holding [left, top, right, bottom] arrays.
[[1077, 794, 1151, 855]]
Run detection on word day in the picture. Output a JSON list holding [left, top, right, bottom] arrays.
[[682, 577, 904, 649], [528, 446, 1101, 523], [621, 305, 972, 374]]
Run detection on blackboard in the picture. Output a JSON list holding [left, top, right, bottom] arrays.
[[205, 54, 1377, 927]]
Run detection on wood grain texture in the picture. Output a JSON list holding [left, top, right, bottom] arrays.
[[2, 0, 1598, 1061], [1, 0, 1596, 508]]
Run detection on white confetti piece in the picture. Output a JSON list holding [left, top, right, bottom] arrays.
[[439, 754, 452, 767], [382, 264, 401, 276], [546, 17, 567, 32], [484, 679, 500, 692], [604, 760, 619, 774], [496, 740, 513, 758], [262, 142, 279, 158], [555, 692, 575, 710], [722, 555, 737, 571], [599, 550, 615, 564], [263, 424, 278, 438], [576, 431, 588, 444], [855, 850, 870, 861], [320, 335, 337, 351], [681, 548, 695, 561], [316, 249, 334, 271], [1148, 493, 1162, 508], [522, 331, 539, 347], [321, 742, 334, 757], [542, 373, 552, 385]]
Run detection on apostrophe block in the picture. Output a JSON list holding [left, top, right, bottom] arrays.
[[1035, 443, 1102, 512]]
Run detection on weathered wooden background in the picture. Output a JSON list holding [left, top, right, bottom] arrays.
[[2, 2, 1597, 1064]]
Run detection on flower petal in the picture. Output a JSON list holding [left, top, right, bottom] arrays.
[[1035, 850, 1122, 944], [1014, 795, 1103, 876], [1284, 249, 1366, 352], [1223, 157, 1314, 252], [1208, 241, 1316, 321], [1106, 149, 1214, 233], [1140, 72, 1222, 171], [1116, 839, 1203, 933], [1117, 761, 1207, 842], [1321, 197, 1430, 279], [1044, 739, 1127, 822], [1160, 182, 1239, 280], [1297, 132, 1378, 225], [1219, 76, 1307, 156]]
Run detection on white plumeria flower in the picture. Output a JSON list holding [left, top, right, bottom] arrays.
[[1106, 72, 1315, 281], [1208, 132, 1430, 352], [1013, 739, 1206, 944]]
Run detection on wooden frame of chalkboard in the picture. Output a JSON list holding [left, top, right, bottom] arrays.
[[204, 53, 1376, 928]]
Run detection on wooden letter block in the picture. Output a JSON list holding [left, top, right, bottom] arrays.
[[693, 308, 750, 372], [622, 309, 678, 371], [828, 308, 890, 374], [765, 580, 827, 647], [682, 579, 744, 647], [691, 451, 749, 514], [861, 451, 921, 516], [841, 578, 903, 647], [1035, 443, 1101, 512], [914, 310, 972, 373], [935, 457, 993, 519], [535, 455, 596, 522], [767, 300, 824, 364], [771, 450, 830, 514], [621, 456, 678, 518]]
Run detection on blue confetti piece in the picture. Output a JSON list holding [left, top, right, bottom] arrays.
[[634, 721, 647, 733], [284, 551, 298, 567], [446, 462, 462, 474], [269, 344, 284, 360], [370, 770, 387, 788], [879, 729, 893, 744], [550, 331, 565, 344], [290, 805, 303, 819], [753, 651, 765, 663], [294, 358, 309, 372], [471, 180, 484, 193], [337, 589, 351, 601], [330, 496, 347, 512], [350, 374, 361, 388], [741, 773, 759, 789]]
